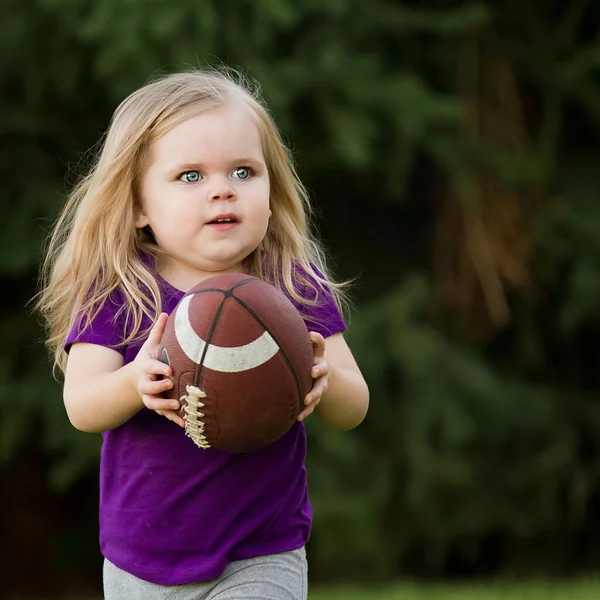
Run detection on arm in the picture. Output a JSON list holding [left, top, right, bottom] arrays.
[[64, 313, 183, 433], [64, 343, 142, 432], [300, 332, 369, 431]]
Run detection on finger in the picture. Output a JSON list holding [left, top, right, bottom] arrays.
[[143, 394, 181, 412], [309, 331, 325, 351], [298, 398, 320, 421], [139, 377, 174, 397], [305, 378, 329, 404], [145, 358, 172, 377], [156, 409, 185, 428], [148, 312, 169, 345], [311, 359, 329, 379]]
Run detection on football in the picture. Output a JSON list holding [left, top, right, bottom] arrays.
[[159, 272, 314, 452]]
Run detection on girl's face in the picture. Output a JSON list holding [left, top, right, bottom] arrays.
[[137, 103, 271, 291]]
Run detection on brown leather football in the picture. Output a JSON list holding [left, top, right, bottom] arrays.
[[159, 272, 314, 452]]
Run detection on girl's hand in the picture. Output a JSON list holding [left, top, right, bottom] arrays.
[[132, 312, 185, 427], [298, 332, 331, 422]]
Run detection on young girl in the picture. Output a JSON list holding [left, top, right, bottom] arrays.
[[37, 69, 369, 600]]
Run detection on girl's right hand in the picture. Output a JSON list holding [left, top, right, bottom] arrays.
[[132, 312, 185, 427]]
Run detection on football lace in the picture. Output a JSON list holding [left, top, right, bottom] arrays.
[[182, 385, 211, 449]]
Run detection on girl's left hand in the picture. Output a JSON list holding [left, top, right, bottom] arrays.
[[298, 332, 331, 421]]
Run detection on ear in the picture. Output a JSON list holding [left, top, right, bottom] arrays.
[[134, 206, 149, 229]]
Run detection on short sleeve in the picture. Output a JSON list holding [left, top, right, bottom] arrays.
[[64, 289, 127, 356], [295, 266, 347, 338]]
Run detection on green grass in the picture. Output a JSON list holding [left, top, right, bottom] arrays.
[[309, 579, 600, 599]]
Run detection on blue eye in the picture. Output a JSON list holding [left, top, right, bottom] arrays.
[[180, 170, 200, 183], [232, 167, 252, 180]]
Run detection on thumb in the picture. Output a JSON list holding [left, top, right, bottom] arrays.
[[147, 312, 169, 347]]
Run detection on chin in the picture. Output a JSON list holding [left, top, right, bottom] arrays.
[[201, 257, 248, 274], [205, 248, 259, 271]]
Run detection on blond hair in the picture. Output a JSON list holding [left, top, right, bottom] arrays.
[[36, 68, 350, 374]]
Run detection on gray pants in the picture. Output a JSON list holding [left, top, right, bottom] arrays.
[[103, 547, 308, 600]]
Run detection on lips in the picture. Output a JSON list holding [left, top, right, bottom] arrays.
[[206, 213, 238, 225]]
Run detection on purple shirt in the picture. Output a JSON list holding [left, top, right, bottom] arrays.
[[65, 272, 345, 585]]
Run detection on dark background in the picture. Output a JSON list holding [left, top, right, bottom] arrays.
[[2, 1, 600, 597]]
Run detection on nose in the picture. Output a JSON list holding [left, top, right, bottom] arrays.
[[209, 180, 236, 202]]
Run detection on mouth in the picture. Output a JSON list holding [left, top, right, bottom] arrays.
[[206, 214, 239, 225], [205, 214, 239, 231]]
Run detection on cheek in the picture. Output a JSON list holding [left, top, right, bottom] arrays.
[[254, 204, 272, 235], [145, 187, 199, 222], [249, 180, 271, 215]]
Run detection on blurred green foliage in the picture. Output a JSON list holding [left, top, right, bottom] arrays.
[[3, 0, 600, 592]]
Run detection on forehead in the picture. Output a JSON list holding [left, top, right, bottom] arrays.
[[149, 103, 264, 164]]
